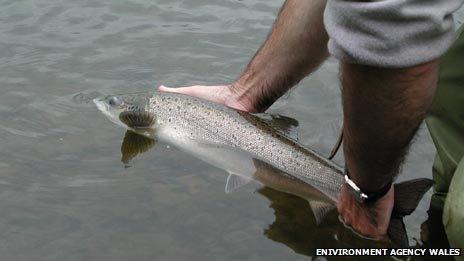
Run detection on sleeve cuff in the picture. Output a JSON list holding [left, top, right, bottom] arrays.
[[324, 0, 464, 67]]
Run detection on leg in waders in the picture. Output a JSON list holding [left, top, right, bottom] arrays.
[[425, 25, 464, 254]]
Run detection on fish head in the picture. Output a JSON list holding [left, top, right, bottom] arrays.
[[94, 93, 157, 135]]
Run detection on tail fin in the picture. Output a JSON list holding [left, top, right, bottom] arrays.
[[388, 178, 434, 247]]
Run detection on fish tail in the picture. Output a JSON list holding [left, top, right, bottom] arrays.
[[388, 178, 434, 247]]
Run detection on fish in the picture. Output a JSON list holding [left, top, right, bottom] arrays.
[[94, 91, 433, 247]]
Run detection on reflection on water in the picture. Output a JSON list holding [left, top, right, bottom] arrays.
[[1, 0, 460, 259], [258, 187, 390, 255], [118, 128, 429, 257], [120, 130, 156, 166]]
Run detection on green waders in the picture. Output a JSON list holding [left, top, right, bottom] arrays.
[[426, 25, 464, 250]]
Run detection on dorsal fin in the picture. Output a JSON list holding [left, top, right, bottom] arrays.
[[253, 113, 299, 141]]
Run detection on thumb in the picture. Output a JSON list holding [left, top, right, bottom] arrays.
[[158, 85, 180, 93], [158, 85, 171, 91]]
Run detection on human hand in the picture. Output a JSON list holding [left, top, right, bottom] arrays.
[[337, 184, 394, 240], [158, 84, 255, 112]]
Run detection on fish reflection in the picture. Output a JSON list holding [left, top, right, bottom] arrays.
[[258, 187, 390, 256], [118, 130, 429, 250], [120, 130, 156, 166]]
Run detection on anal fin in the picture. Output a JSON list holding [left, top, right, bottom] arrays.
[[308, 200, 335, 225], [225, 173, 252, 194]]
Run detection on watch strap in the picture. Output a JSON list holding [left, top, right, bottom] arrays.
[[344, 172, 392, 204]]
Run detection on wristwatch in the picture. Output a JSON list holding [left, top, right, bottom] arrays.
[[344, 173, 392, 204]]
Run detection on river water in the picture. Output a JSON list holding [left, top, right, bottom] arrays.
[[1, 1, 463, 260]]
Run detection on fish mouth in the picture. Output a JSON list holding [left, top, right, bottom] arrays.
[[93, 97, 127, 128], [93, 98, 108, 112]]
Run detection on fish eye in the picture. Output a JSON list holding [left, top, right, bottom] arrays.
[[108, 97, 122, 107]]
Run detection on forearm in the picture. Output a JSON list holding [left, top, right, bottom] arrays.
[[232, 0, 329, 112], [342, 60, 439, 192]]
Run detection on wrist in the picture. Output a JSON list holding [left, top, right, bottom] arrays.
[[230, 70, 280, 113], [226, 80, 259, 112], [219, 82, 256, 112]]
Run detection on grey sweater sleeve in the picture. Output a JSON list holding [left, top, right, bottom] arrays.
[[324, 0, 464, 68]]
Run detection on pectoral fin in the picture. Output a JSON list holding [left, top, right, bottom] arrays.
[[308, 200, 335, 225], [119, 111, 156, 129], [225, 173, 252, 194]]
